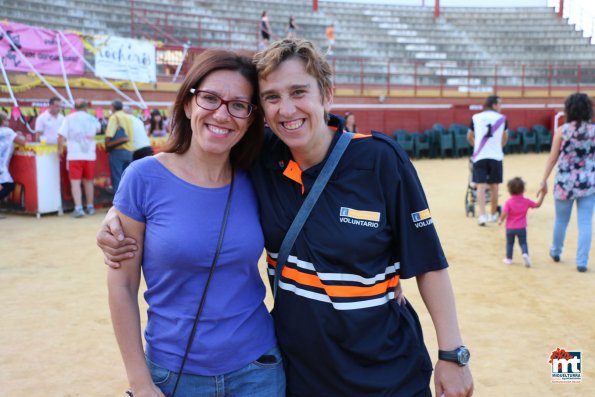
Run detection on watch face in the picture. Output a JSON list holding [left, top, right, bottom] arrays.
[[457, 347, 470, 365]]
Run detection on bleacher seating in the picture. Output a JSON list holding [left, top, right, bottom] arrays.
[[4, 0, 595, 91]]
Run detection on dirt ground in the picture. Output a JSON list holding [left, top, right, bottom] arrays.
[[1, 153, 593, 397]]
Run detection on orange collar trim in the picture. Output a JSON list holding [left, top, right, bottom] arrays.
[[282, 159, 304, 194]]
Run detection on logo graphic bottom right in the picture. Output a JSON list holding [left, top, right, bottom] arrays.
[[549, 347, 582, 383]]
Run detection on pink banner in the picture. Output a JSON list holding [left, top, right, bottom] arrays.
[[11, 106, 21, 120], [0, 20, 84, 75]]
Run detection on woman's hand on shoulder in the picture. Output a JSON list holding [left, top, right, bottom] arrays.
[[96, 207, 138, 268]]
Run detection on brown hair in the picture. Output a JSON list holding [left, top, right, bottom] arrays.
[[484, 95, 501, 110], [164, 49, 264, 170], [254, 39, 333, 119], [565, 92, 593, 129], [507, 177, 525, 195]]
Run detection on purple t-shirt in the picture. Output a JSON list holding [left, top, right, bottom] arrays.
[[503, 194, 538, 229], [114, 156, 276, 376]]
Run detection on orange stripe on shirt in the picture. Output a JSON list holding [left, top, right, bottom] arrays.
[[266, 255, 277, 268], [281, 266, 399, 298]]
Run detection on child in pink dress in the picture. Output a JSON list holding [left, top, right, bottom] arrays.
[[498, 177, 545, 267]]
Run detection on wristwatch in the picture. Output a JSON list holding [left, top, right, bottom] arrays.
[[438, 346, 470, 366]]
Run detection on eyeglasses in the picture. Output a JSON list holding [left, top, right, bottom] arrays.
[[190, 88, 256, 119]]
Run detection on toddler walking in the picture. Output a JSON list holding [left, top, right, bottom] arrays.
[[499, 177, 545, 267]]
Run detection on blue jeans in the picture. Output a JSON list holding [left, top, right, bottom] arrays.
[[147, 345, 286, 397], [552, 194, 595, 268], [506, 228, 528, 259], [0, 182, 15, 201], [108, 149, 132, 193]]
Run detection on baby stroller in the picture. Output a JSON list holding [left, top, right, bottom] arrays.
[[464, 158, 501, 217]]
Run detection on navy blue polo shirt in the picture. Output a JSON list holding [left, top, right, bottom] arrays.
[[250, 115, 448, 396]]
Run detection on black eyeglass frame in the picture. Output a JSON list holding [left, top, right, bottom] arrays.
[[189, 88, 256, 119]]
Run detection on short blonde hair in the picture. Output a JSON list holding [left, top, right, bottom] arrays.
[[254, 39, 333, 102]]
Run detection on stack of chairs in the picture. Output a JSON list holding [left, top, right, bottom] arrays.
[[450, 123, 471, 157], [393, 129, 414, 157], [412, 131, 431, 159], [533, 124, 552, 152], [504, 128, 522, 154], [434, 124, 454, 158], [518, 127, 538, 153]]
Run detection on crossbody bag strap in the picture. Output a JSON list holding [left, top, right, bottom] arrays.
[[472, 116, 506, 161], [273, 132, 354, 299], [170, 171, 235, 397]]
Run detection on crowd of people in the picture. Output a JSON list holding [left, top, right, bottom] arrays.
[[1, 98, 169, 218], [467, 93, 595, 273]]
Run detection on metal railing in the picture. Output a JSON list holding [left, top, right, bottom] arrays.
[[131, 6, 260, 50], [133, 4, 595, 98], [153, 45, 595, 97]]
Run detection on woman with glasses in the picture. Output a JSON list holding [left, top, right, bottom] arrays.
[[106, 49, 285, 397]]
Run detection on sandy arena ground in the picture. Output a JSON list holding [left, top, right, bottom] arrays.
[[1, 153, 593, 397]]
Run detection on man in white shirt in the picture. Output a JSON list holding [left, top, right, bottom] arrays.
[[35, 97, 64, 144], [123, 106, 154, 161], [57, 99, 100, 218], [467, 95, 508, 226]]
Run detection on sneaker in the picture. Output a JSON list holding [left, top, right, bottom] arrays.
[[71, 208, 85, 218], [86, 206, 96, 215], [478, 215, 487, 226], [522, 253, 532, 268], [577, 266, 587, 273], [489, 213, 499, 223], [502, 258, 513, 265], [550, 252, 560, 262]]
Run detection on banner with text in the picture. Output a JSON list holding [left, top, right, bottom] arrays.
[[94, 36, 156, 83], [0, 20, 84, 75]]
